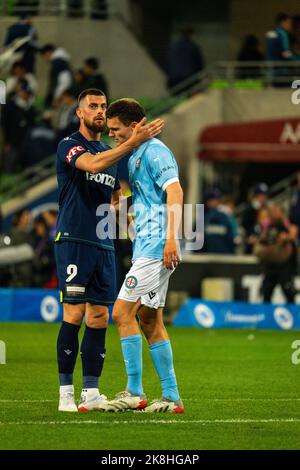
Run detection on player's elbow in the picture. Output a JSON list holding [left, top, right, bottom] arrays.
[[88, 165, 98, 174], [88, 161, 104, 174], [177, 184, 184, 199]]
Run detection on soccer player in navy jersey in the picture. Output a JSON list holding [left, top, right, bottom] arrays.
[[55, 88, 164, 412]]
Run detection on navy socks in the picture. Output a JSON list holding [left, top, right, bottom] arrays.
[[57, 321, 80, 386], [80, 326, 107, 389]]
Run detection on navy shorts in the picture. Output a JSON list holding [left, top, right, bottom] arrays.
[[54, 241, 116, 305]]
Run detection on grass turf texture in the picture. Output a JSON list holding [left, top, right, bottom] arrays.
[[0, 323, 300, 450]]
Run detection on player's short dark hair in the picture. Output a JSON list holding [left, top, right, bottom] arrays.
[[106, 99, 146, 126], [40, 43, 55, 55], [77, 88, 106, 107], [276, 12, 291, 24], [84, 57, 99, 70]]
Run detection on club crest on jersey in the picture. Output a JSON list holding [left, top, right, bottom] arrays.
[[136, 159, 141, 169], [125, 276, 138, 289], [66, 146, 85, 163]]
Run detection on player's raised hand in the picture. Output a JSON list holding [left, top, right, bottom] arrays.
[[130, 117, 164, 147]]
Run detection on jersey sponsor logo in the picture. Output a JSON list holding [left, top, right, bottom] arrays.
[[86, 172, 116, 188], [66, 146, 85, 163], [148, 291, 156, 300], [136, 159, 141, 169], [125, 276, 138, 289], [156, 165, 175, 180]]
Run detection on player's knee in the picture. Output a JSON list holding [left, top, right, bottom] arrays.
[[139, 316, 156, 335], [112, 306, 132, 327], [86, 310, 109, 329], [63, 307, 84, 326], [112, 307, 122, 326]]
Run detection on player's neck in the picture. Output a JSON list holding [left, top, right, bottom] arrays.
[[79, 127, 101, 142]]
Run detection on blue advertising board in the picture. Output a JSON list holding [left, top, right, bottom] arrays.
[[2, 289, 300, 330], [0, 289, 63, 322], [0, 289, 114, 323], [173, 299, 300, 330]]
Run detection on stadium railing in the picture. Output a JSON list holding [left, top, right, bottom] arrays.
[[0, 154, 56, 204], [0, 0, 116, 18], [235, 171, 299, 221], [137, 60, 300, 116]]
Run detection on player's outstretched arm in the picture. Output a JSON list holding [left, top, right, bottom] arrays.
[[75, 117, 164, 174]]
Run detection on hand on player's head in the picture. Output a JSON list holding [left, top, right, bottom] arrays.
[[130, 117, 164, 146]]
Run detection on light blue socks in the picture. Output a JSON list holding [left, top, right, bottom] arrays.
[[121, 335, 144, 396], [149, 340, 180, 402]]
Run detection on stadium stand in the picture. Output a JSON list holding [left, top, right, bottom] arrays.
[[1, 2, 300, 305]]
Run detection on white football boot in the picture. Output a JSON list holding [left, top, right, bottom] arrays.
[[58, 385, 78, 412], [100, 390, 148, 412], [144, 398, 184, 414], [78, 388, 109, 411]]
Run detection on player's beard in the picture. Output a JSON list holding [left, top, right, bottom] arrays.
[[84, 117, 105, 134]]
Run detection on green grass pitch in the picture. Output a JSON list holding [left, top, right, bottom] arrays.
[[0, 323, 300, 450]]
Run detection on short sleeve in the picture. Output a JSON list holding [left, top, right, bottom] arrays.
[[146, 144, 179, 190], [57, 138, 88, 168]]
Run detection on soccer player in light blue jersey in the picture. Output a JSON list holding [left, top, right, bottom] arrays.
[[103, 99, 184, 413]]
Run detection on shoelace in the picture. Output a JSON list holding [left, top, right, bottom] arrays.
[[150, 398, 164, 404], [62, 392, 75, 402], [115, 391, 130, 400]]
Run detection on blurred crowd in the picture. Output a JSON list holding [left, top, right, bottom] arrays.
[[0, 14, 109, 173], [0, 208, 58, 288], [166, 12, 300, 89], [237, 12, 300, 82], [197, 178, 300, 303], [199, 180, 300, 256]]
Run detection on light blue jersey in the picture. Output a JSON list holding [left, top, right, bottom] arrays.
[[128, 138, 180, 260]]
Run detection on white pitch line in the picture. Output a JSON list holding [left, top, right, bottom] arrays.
[[1, 418, 300, 426], [1, 398, 300, 403], [0, 400, 55, 403], [179, 398, 300, 402]]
